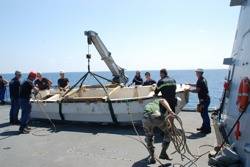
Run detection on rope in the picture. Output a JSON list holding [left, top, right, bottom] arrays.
[[31, 93, 57, 136], [125, 101, 211, 167]]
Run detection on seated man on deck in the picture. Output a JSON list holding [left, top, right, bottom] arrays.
[[143, 98, 175, 164], [57, 71, 69, 91]]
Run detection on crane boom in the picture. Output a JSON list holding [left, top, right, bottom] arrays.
[[84, 30, 128, 84]]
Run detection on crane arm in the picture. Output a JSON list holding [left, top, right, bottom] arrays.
[[84, 30, 128, 84]]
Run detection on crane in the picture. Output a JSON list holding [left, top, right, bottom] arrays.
[[84, 30, 128, 84]]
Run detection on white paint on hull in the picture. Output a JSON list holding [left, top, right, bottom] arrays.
[[31, 85, 189, 123]]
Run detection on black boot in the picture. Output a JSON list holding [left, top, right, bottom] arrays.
[[147, 146, 156, 164], [159, 142, 172, 160], [19, 126, 29, 134]]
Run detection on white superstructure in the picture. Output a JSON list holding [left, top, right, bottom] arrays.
[[221, 0, 250, 166]]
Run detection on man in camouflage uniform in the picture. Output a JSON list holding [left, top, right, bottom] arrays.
[[143, 98, 175, 164]]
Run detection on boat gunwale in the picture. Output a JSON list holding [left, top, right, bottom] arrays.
[[31, 85, 188, 103]]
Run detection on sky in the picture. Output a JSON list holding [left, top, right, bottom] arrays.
[[0, 0, 240, 73]]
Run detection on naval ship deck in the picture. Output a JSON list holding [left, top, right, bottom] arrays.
[[0, 105, 215, 167]]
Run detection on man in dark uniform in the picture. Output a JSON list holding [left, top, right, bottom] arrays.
[[188, 68, 211, 134], [154, 69, 177, 112], [9, 71, 22, 125], [19, 71, 38, 134], [57, 71, 69, 91], [129, 71, 143, 86], [143, 72, 156, 86], [34, 72, 52, 90]]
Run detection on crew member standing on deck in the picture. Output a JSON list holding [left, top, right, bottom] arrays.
[[129, 71, 143, 86], [154, 69, 177, 112], [0, 75, 8, 105], [143, 72, 156, 86], [188, 68, 211, 134], [9, 71, 22, 125], [19, 71, 38, 134], [143, 98, 175, 164], [34, 72, 52, 90], [57, 71, 69, 91]]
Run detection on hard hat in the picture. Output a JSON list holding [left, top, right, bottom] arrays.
[[195, 68, 204, 73], [28, 71, 37, 78]]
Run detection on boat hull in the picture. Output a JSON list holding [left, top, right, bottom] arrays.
[[31, 85, 189, 123]]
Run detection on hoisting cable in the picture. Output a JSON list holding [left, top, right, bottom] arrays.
[[90, 73, 119, 125]]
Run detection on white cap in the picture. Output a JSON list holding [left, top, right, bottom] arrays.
[[195, 68, 204, 73], [59, 70, 64, 74]]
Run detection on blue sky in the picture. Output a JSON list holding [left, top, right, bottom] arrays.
[[0, 0, 240, 73]]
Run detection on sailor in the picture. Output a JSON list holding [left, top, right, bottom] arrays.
[[143, 72, 156, 86], [155, 69, 177, 112], [0, 75, 8, 105], [57, 71, 69, 91], [188, 68, 211, 134], [9, 71, 22, 125], [19, 71, 38, 134], [129, 71, 143, 86], [143, 98, 175, 164], [34, 72, 52, 90]]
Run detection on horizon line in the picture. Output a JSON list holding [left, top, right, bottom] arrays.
[[1, 68, 228, 74]]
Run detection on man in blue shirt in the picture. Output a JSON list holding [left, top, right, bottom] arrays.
[[19, 71, 38, 134], [0, 75, 8, 105], [9, 71, 22, 125], [188, 68, 211, 134]]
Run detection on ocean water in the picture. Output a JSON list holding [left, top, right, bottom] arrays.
[[1, 69, 227, 109]]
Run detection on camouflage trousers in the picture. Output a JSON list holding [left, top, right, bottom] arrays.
[[142, 116, 170, 158]]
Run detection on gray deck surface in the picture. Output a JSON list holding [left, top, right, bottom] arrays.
[[0, 105, 215, 167]]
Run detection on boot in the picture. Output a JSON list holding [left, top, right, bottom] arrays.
[[19, 127, 29, 134], [145, 136, 156, 164], [147, 156, 156, 164], [159, 142, 172, 160], [159, 152, 172, 160], [147, 146, 156, 164]]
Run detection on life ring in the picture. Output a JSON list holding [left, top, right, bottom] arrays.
[[237, 77, 250, 112]]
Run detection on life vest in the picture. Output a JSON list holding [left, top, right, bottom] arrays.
[[237, 77, 250, 112]]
